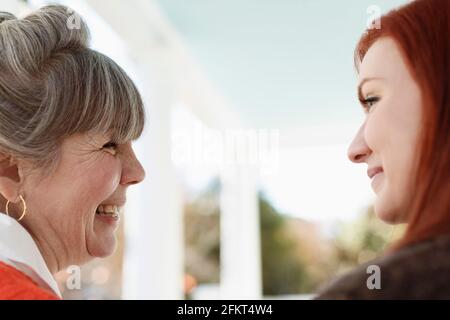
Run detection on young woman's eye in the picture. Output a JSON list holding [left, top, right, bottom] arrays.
[[361, 96, 380, 112], [102, 141, 118, 155]]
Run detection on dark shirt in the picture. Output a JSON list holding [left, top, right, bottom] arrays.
[[315, 235, 450, 299]]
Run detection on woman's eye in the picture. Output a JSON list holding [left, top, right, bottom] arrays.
[[102, 141, 118, 155], [361, 96, 380, 112]]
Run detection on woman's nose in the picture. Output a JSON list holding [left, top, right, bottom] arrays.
[[347, 123, 371, 163], [121, 147, 146, 186]]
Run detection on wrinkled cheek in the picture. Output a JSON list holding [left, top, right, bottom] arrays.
[[89, 161, 121, 200], [101, 167, 121, 195]]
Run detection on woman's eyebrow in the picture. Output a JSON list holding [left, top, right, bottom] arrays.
[[357, 77, 384, 99]]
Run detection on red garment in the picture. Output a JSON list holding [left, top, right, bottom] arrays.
[[0, 261, 60, 300]]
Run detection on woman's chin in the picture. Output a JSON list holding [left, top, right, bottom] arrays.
[[88, 235, 117, 258], [88, 226, 118, 258], [87, 214, 120, 257]]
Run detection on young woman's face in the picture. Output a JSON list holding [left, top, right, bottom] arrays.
[[348, 37, 423, 224], [21, 132, 145, 270]]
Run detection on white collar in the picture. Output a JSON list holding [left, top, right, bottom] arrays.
[[0, 213, 62, 298]]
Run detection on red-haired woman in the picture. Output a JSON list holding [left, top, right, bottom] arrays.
[[316, 0, 450, 299]]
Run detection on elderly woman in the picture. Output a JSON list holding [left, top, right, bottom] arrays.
[[0, 6, 145, 299], [316, 0, 450, 299]]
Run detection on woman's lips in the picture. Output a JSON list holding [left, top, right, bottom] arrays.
[[95, 213, 120, 228]]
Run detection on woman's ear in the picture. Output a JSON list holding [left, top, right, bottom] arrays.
[[0, 153, 22, 203]]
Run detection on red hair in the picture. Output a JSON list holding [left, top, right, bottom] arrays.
[[355, 0, 450, 249]]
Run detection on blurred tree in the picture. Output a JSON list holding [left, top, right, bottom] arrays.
[[184, 179, 221, 286], [184, 184, 317, 295], [259, 194, 316, 295], [331, 206, 406, 274]]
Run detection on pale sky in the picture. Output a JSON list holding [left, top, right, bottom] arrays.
[[156, 0, 410, 129]]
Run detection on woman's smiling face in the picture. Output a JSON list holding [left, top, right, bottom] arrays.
[[21, 132, 145, 270], [348, 37, 423, 224]]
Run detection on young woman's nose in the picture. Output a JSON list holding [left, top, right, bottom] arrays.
[[347, 123, 371, 163]]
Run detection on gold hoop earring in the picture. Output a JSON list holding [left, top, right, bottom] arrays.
[[5, 195, 27, 222]]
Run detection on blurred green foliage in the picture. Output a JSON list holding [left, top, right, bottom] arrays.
[[332, 207, 405, 273], [184, 180, 221, 284], [259, 195, 315, 294]]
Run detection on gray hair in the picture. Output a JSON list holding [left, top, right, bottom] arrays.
[[0, 5, 145, 175]]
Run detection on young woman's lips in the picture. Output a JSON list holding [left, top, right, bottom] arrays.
[[367, 166, 383, 179], [368, 167, 384, 191]]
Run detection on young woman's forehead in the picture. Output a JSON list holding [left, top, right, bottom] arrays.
[[359, 38, 411, 86]]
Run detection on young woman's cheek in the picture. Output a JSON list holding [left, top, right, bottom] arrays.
[[363, 110, 384, 157]]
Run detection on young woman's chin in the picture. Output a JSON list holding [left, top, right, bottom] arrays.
[[374, 188, 408, 224]]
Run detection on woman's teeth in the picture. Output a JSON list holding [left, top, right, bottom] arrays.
[[96, 204, 120, 218]]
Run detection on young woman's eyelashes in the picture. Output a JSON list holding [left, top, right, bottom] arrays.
[[359, 95, 380, 113]]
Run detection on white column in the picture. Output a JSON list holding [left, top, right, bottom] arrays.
[[122, 61, 183, 299], [220, 166, 262, 299]]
